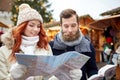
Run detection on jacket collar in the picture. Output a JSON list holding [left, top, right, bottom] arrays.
[[1, 28, 14, 49]]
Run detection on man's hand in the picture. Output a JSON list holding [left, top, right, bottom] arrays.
[[69, 69, 82, 80], [48, 75, 59, 80]]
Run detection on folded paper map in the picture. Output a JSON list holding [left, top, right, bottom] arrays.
[[16, 51, 90, 80], [88, 64, 116, 80]]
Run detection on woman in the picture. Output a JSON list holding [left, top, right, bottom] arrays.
[[0, 3, 82, 80], [0, 3, 53, 80]]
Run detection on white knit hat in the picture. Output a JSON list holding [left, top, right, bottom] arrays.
[[16, 3, 43, 26]]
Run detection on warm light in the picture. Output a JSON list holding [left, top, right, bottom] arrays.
[[92, 29, 95, 32]]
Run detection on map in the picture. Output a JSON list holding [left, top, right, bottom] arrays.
[[16, 51, 90, 80]]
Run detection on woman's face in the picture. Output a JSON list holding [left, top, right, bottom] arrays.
[[24, 20, 41, 37]]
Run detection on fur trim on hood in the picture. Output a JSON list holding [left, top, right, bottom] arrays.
[[1, 28, 14, 49]]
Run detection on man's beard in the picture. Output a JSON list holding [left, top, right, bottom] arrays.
[[62, 29, 80, 42]]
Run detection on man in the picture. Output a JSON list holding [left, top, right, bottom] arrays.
[[49, 9, 98, 80]]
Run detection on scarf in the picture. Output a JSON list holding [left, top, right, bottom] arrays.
[[58, 29, 83, 46], [53, 30, 91, 52], [20, 35, 39, 55]]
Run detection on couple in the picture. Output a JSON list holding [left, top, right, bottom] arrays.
[[0, 3, 98, 80]]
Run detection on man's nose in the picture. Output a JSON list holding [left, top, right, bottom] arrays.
[[68, 27, 72, 32]]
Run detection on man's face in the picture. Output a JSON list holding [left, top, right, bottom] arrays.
[[61, 15, 80, 41]]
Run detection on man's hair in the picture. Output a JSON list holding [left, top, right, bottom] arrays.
[[60, 9, 79, 24]]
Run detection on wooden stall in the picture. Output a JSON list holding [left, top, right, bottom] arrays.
[[89, 14, 120, 45], [89, 15, 120, 62], [89, 14, 120, 79], [46, 26, 60, 41]]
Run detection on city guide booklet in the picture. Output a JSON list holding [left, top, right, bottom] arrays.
[[15, 51, 90, 80]]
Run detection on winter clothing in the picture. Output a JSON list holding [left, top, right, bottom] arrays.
[[48, 69, 82, 80], [0, 3, 83, 80], [48, 75, 59, 80], [0, 28, 83, 80], [69, 69, 82, 80], [17, 3, 43, 26], [10, 63, 28, 80], [49, 31, 98, 80], [0, 29, 52, 80]]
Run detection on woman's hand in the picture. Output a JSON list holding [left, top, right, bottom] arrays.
[[10, 63, 27, 80]]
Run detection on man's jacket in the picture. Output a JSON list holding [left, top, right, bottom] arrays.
[[49, 35, 98, 80]]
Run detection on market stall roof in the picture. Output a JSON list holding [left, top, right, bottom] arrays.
[[47, 26, 90, 31], [100, 7, 120, 16], [47, 26, 60, 30], [89, 14, 120, 31], [44, 21, 60, 28], [0, 21, 9, 28], [79, 14, 95, 26]]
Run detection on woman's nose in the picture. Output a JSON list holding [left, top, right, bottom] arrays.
[[33, 26, 38, 31]]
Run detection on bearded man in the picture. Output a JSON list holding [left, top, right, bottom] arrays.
[[49, 9, 98, 80]]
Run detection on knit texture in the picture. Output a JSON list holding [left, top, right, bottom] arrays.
[[17, 3, 43, 26], [53, 31, 91, 53]]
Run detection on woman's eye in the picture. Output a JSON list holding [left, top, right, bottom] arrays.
[[37, 25, 40, 28], [29, 25, 34, 27]]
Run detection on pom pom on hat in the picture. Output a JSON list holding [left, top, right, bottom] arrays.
[[17, 3, 43, 26], [19, 3, 31, 11]]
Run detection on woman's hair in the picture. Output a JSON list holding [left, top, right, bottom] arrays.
[[9, 21, 48, 62]]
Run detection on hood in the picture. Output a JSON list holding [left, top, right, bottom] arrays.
[[1, 28, 14, 49]]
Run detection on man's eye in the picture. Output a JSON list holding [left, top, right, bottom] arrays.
[[64, 25, 69, 28], [71, 24, 77, 27]]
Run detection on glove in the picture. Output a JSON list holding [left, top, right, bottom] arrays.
[[10, 63, 27, 80], [69, 69, 82, 80], [48, 75, 59, 80]]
